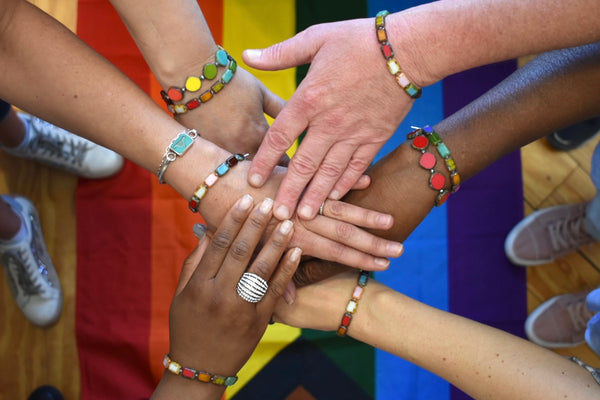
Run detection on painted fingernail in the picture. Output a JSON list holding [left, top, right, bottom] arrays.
[[388, 242, 404, 256], [259, 198, 274, 214], [192, 223, 206, 240], [329, 190, 340, 200], [375, 258, 390, 268], [238, 194, 253, 210], [274, 205, 291, 220], [249, 173, 263, 187], [289, 247, 302, 262], [298, 205, 313, 219], [244, 49, 262, 61], [279, 220, 294, 235]]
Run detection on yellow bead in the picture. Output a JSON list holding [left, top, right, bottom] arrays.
[[185, 76, 202, 92]]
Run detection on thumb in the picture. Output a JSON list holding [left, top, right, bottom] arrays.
[[262, 86, 286, 119], [243, 30, 321, 71]]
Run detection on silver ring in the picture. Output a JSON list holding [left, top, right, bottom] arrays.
[[318, 201, 325, 216], [236, 272, 269, 303]]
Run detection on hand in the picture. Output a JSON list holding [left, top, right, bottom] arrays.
[[154, 195, 301, 399], [243, 18, 415, 220]]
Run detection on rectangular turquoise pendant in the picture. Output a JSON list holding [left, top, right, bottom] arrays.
[[169, 133, 194, 156]]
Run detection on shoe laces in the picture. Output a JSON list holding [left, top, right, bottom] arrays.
[[565, 298, 594, 332], [547, 211, 592, 252], [28, 117, 90, 167]]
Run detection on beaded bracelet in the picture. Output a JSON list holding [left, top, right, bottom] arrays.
[[189, 153, 249, 213], [160, 46, 237, 115], [337, 270, 370, 337], [375, 10, 422, 99], [163, 354, 238, 386], [421, 125, 461, 193], [156, 129, 199, 184]]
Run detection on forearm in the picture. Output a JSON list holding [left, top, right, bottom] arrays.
[[151, 373, 224, 400], [352, 282, 599, 400], [388, 0, 600, 86]]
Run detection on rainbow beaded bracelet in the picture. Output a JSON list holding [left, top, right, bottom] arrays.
[[189, 153, 249, 213], [375, 10, 422, 99], [160, 46, 237, 115], [337, 270, 370, 337], [163, 354, 238, 386]]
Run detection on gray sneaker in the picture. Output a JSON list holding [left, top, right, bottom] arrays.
[[504, 203, 596, 266], [525, 291, 594, 348], [1, 113, 123, 179], [0, 195, 62, 327]]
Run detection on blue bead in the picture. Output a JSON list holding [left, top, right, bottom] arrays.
[[215, 163, 229, 176], [216, 49, 228, 66], [222, 69, 234, 83]]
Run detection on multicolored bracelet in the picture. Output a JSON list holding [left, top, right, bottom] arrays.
[[375, 10, 422, 99], [189, 153, 249, 213], [337, 270, 369, 337], [160, 46, 237, 115], [163, 354, 238, 386], [156, 129, 199, 184], [407, 126, 460, 206]]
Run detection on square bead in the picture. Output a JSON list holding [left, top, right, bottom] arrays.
[[163, 355, 171, 368], [437, 143, 451, 158], [226, 155, 239, 167], [197, 372, 212, 382], [451, 172, 461, 186], [387, 59, 401, 75], [193, 184, 208, 200], [381, 43, 393, 59], [358, 272, 369, 286], [396, 72, 411, 88], [352, 285, 364, 300], [341, 312, 353, 326], [212, 375, 226, 385], [429, 132, 442, 146], [230, 59, 238, 73], [337, 325, 348, 336], [170, 133, 194, 156], [224, 376, 238, 386], [173, 104, 188, 115], [168, 361, 181, 375], [200, 91, 213, 102], [222, 69, 234, 83], [405, 83, 422, 99], [205, 173, 218, 187], [446, 157, 456, 171], [375, 15, 385, 27], [215, 162, 229, 176], [188, 198, 199, 212], [346, 300, 358, 313], [186, 99, 201, 110], [182, 367, 196, 379], [377, 28, 388, 43], [212, 81, 224, 93]]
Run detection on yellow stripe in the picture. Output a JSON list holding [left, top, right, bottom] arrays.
[[223, 1, 300, 398]]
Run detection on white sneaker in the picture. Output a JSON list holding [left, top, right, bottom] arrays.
[[0, 195, 62, 327], [1, 113, 123, 179]]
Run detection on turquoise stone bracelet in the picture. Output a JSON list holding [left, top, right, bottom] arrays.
[[160, 46, 237, 115], [156, 129, 198, 184], [375, 10, 422, 99], [163, 354, 238, 386]]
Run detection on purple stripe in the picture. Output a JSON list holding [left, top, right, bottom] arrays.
[[444, 61, 528, 400]]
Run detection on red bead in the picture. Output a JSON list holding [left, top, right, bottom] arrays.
[[167, 87, 183, 102], [430, 172, 446, 190], [381, 43, 393, 58], [412, 135, 428, 150], [341, 313, 352, 326], [436, 191, 451, 206], [419, 152, 436, 169], [186, 99, 200, 110], [182, 367, 196, 379], [189, 199, 199, 212]]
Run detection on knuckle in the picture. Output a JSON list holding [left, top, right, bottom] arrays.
[[326, 201, 346, 219], [318, 160, 343, 179], [267, 280, 285, 298], [210, 231, 233, 251], [289, 153, 319, 178], [335, 222, 355, 241], [251, 260, 271, 278], [230, 239, 252, 260], [264, 128, 294, 153], [347, 156, 370, 173]]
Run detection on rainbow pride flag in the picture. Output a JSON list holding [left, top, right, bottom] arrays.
[[74, 1, 525, 399]]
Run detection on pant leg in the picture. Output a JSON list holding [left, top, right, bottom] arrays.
[[0, 100, 10, 121], [585, 141, 600, 240]]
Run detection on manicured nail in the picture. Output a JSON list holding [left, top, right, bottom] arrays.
[[279, 220, 294, 235], [329, 190, 340, 200], [289, 247, 302, 262], [249, 173, 263, 187], [192, 223, 206, 240], [259, 198, 274, 214], [388, 242, 404, 256], [244, 49, 262, 60], [298, 205, 313, 219], [274, 205, 291, 220], [377, 214, 393, 228], [238, 194, 253, 210], [375, 258, 390, 268]]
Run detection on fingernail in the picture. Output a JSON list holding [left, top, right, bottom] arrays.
[[249, 173, 263, 187], [238, 194, 253, 210], [375, 258, 390, 268], [279, 220, 294, 235], [192, 223, 206, 240], [259, 198, 274, 214], [388, 242, 404, 256], [298, 205, 313, 219], [274, 205, 291, 220], [244, 49, 262, 60], [329, 190, 340, 200], [377, 214, 393, 227], [289, 247, 302, 262], [283, 289, 295, 305]]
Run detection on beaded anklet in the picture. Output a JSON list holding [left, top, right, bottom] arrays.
[[189, 153, 249, 213], [156, 129, 198, 184], [163, 354, 238, 386], [375, 10, 422, 99], [337, 270, 370, 337], [407, 126, 460, 206], [160, 46, 237, 115]]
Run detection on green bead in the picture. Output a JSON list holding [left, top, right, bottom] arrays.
[[405, 84, 422, 99], [224, 376, 238, 386], [203, 63, 218, 80], [437, 143, 450, 158]]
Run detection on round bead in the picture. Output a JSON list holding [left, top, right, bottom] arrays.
[[419, 152, 436, 170], [167, 87, 183, 102], [185, 76, 202, 92], [216, 49, 228, 66], [412, 135, 428, 150], [203, 63, 218, 80], [429, 172, 446, 190]]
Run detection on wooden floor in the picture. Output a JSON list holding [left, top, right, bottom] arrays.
[[0, 1, 599, 399]]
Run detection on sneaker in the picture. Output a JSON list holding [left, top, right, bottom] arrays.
[[504, 203, 596, 266], [1, 113, 123, 178], [28, 385, 64, 400], [546, 117, 600, 151], [525, 291, 594, 348], [0, 195, 62, 327]]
